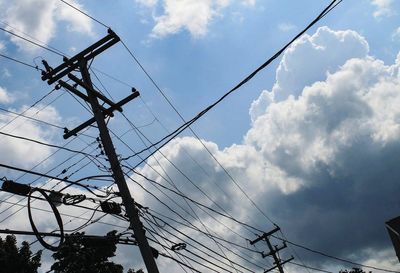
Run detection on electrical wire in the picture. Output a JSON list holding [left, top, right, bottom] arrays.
[[0, 26, 63, 56], [0, 87, 56, 132], [143, 214, 260, 273], [0, 131, 96, 158], [144, 219, 235, 273], [0, 53, 40, 71], [0, 107, 96, 139], [288, 261, 333, 273], [27, 188, 64, 251], [0, 136, 104, 220], [275, 236, 400, 273], [59, 0, 109, 29], [0, 199, 128, 230], [0, 163, 109, 197]]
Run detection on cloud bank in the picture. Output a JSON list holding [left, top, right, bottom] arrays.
[[131, 26, 400, 270]]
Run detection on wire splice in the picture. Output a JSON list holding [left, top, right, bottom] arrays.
[[1, 180, 31, 196]]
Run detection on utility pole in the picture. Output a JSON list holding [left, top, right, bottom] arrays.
[[41, 29, 160, 273], [250, 226, 293, 273]]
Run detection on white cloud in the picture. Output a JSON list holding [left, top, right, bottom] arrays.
[[151, 0, 216, 38], [0, 104, 62, 169], [136, 0, 256, 38], [371, 0, 396, 18], [0, 86, 14, 103], [278, 22, 296, 32], [0, 0, 93, 52], [393, 26, 400, 41], [261, 26, 369, 104]]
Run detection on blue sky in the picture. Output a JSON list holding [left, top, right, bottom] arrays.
[[1, 0, 400, 272]]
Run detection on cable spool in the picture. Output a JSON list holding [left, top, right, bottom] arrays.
[[28, 188, 64, 251]]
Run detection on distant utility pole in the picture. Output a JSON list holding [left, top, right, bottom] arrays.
[[41, 29, 160, 273], [250, 226, 293, 273]]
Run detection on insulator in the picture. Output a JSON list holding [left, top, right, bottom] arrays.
[[171, 243, 186, 251]]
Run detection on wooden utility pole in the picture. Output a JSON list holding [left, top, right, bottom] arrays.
[[250, 226, 293, 273], [41, 29, 160, 273]]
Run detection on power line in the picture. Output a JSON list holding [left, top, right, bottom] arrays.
[[0, 199, 127, 230], [0, 107, 96, 139], [0, 26, 63, 56], [0, 131, 96, 158], [143, 213, 263, 272], [158, 251, 202, 273], [0, 87, 57, 132], [0, 53, 40, 71], [59, 0, 109, 29], [289, 261, 333, 273], [0, 20, 65, 56], [275, 236, 400, 273], [0, 136, 100, 219], [144, 220, 239, 273], [0, 163, 108, 196]]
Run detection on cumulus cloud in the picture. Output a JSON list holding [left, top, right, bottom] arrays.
[[128, 26, 400, 270], [136, 0, 256, 38], [0, 104, 62, 169], [371, 0, 396, 18], [0, 86, 14, 103], [268, 27, 369, 103], [0, 0, 93, 52]]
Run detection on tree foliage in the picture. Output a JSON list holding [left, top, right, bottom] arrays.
[[51, 231, 123, 273], [0, 235, 42, 273]]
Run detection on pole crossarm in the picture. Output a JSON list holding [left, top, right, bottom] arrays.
[[62, 87, 139, 139], [250, 226, 291, 273], [41, 29, 120, 85], [250, 225, 280, 245], [264, 257, 294, 273]]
